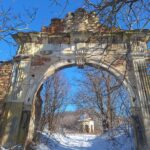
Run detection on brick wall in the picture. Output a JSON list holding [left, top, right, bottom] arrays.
[[0, 62, 12, 116], [41, 8, 121, 34]]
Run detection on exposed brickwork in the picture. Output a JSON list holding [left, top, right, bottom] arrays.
[[0, 62, 12, 115], [41, 8, 121, 34], [31, 55, 51, 66], [42, 18, 64, 34]]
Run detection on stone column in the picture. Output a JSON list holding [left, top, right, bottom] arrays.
[[0, 102, 24, 147], [132, 58, 150, 150], [82, 123, 85, 133], [125, 35, 149, 149], [88, 124, 91, 133], [0, 59, 31, 148], [92, 123, 94, 133]]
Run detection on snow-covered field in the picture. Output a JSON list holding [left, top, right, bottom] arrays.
[[0, 127, 135, 150], [35, 129, 135, 150]]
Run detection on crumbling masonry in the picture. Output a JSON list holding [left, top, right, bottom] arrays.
[[0, 8, 150, 150]]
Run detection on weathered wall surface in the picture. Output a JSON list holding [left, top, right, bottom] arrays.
[[0, 8, 150, 149], [0, 63, 12, 116]]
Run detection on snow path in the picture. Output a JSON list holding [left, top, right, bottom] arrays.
[[36, 131, 135, 150]]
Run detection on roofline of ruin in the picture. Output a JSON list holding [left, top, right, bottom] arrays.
[[12, 29, 150, 44]]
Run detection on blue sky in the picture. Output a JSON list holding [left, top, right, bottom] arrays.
[[0, 0, 149, 61], [51, 66, 131, 114], [0, 0, 86, 112], [2, 0, 84, 31], [41, 66, 84, 111], [0, 0, 145, 112], [0, 0, 84, 61], [0, 0, 85, 112], [61, 67, 81, 111]]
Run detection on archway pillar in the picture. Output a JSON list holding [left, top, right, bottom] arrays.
[[131, 57, 150, 150], [1, 57, 149, 149], [0, 101, 24, 148], [0, 8, 149, 149], [0, 58, 32, 148]]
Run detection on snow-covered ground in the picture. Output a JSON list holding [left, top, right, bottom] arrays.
[[0, 126, 135, 150], [35, 128, 135, 150]]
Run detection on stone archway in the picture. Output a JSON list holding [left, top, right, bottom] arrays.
[[26, 60, 136, 106], [0, 8, 150, 150], [25, 60, 135, 143]]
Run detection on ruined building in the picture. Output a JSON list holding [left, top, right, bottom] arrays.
[[0, 8, 150, 150]]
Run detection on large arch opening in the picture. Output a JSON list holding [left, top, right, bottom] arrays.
[[26, 60, 137, 149], [27, 60, 136, 104]]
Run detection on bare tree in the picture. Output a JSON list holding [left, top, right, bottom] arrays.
[[39, 72, 69, 132], [50, 0, 150, 30], [0, 3, 37, 43], [84, 0, 150, 29], [47, 0, 150, 84], [74, 67, 131, 133]]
